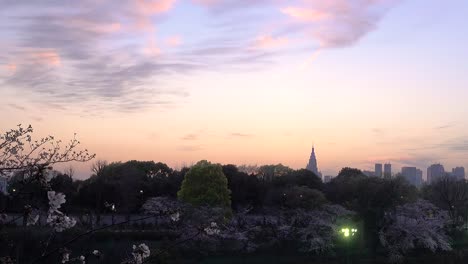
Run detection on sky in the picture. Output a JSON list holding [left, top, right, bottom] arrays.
[[1, 0, 468, 179]]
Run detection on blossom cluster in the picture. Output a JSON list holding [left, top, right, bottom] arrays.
[[61, 250, 85, 264], [131, 243, 150, 264], [47, 191, 76, 232], [379, 200, 451, 263], [204, 222, 221, 236], [170, 212, 180, 222]]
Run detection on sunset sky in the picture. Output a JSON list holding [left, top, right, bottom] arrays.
[[1, 0, 468, 179]]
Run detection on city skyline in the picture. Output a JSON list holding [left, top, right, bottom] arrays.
[[1, 0, 468, 178]]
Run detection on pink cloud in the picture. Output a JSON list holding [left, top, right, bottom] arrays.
[[135, 0, 177, 15], [191, 0, 273, 11], [281, 0, 399, 48], [143, 37, 162, 56], [280, 7, 330, 22], [165, 36, 182, 47], [253, 35, 289, 49], [131, 0, 177, 31], [3, 63, 17, 73], [69, 19, 122, 34], [32, 51, 61, 66]]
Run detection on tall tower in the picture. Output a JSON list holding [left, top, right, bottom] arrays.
[[384, 163, 392, 178], [306, 146, 320, 176], [375, 163, 383, 177], [427, 164, 445, 183]]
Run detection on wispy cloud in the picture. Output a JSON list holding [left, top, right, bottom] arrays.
[[434, 123, 455, 130], [192, 0, 272, 12], [280, 0, 400, 49], [165, 36, 183, 47], [252, 35, 289, 50], [437, 138, 468, 153], [178, 145, 203, 151], [0, 0, 280, 113], [230, 132, 254, 138], [181, 133, 199, 141], [0, 0, 190, 113], [0, 0, 400, 114], [372, 128, 384, 135], [8, 103, 26, 111]]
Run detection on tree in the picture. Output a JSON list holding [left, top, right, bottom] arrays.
[[325, 167, 367, 206], [422, 176, 468, 227], [222, 164, 262, 209], [0, 124, 94, 182], [325, 169, 418, 255], [273, 169, 323, 190], [178, 160, 231, 208], [379, 200, 451, 263], [49, 173, 75, 198], [280, 186, 327, 210], [91, 160, 107, 177], [258, 164, 293, 181]]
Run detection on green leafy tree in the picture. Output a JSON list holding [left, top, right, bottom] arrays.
[[177, 160, 231, 208]]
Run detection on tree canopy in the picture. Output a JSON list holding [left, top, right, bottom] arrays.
[[177, 160, 231, 208]]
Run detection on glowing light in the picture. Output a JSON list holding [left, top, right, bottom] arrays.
[[340, 227, 357, 238]]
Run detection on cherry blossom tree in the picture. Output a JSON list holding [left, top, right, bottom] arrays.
[[379, 200, 452, 263], [0, 124, 95, 183]]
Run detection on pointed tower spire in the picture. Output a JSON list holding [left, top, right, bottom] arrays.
[[306, 145, 319, 176]]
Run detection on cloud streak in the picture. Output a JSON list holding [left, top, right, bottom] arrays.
[[230, 132, 254, 138], [0, 0, 400, 114], [280, 0, 400, 48]]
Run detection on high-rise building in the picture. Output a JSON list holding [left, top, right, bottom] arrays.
[[416, 169, 423, 184], [401, 167, 422, 187], [427, 164, 445, 183], [384, 163, 392, 178], [306, 146, 321, 178], [452, 167, 465, 180], [375, 163, 383, 177]]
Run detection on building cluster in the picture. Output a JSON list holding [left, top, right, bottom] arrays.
[[364, 163, 465, 187], [304, 147, 466, 187]]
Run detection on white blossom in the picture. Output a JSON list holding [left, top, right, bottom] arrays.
[[47, 212, 76, 232], [170, 212, 180, 222], [204, 222, 220, 236], [92, 250, 100, 256], [47, 191, 66, 212], [379, 200, 452, 263], [131, 243, 150, 264], [46, 191, 76, 232], [61, 252, 69, 263]]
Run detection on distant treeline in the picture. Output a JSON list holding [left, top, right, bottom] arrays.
[[3, 161, 467, 227]]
